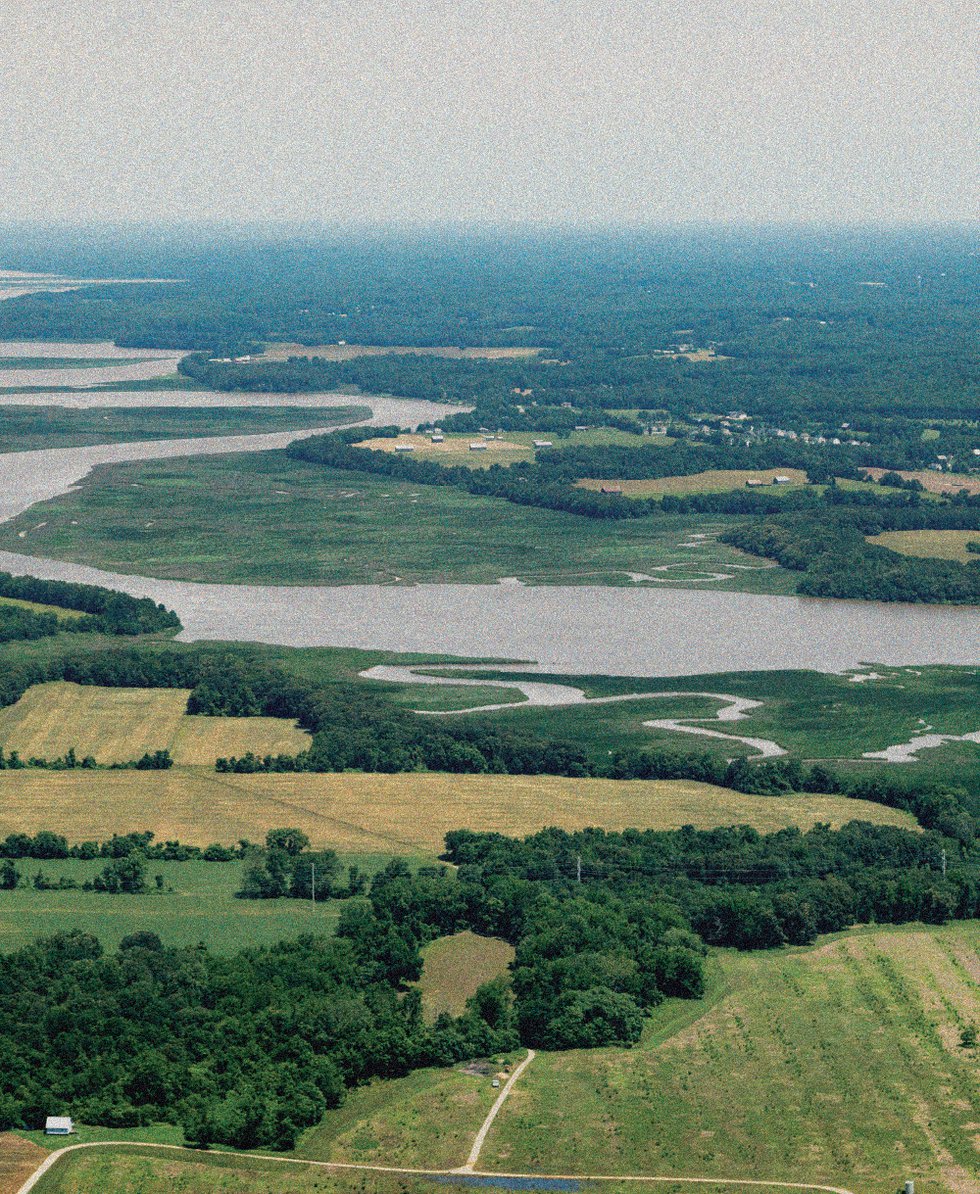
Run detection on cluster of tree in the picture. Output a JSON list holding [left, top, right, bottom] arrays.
[[235, 829, 367, 900], [0, 572, 180, 636], [722, 500, 980, 604], [0, 921, 517, 1148], [0, 829, 242, 862], [0, 746, 171, 772], [2, 851, 152, 895]]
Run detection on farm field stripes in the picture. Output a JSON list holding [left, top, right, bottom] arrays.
[[0, 770, 916, 855], [479, 924, 980, 1194]]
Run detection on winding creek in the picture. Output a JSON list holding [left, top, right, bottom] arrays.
[[0, 378, 976, 677]]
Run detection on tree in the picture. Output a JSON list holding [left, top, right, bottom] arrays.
[[92, 852, 147, 894], [0, 859, 18, 890], [265, 828, 310, 856]]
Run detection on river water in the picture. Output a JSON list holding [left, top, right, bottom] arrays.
[[0, 383, 976, 676]]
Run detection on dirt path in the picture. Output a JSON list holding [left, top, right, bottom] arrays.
[[458, 1048, 536, 1172], [361, 664, 787, 759], [13, 1137, 861, 1194]]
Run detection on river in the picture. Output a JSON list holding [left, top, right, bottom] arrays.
[[0, 384, 976, 676]]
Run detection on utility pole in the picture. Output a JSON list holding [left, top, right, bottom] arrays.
[[576, 854, 582, 884], [941, 849, 947, 878], [311, 861, 316, 907]]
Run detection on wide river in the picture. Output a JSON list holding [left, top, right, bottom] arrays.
[[0, 383, 976, 676]]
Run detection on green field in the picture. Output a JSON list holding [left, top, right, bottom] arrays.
[[28, 1145, 448, 1194], [0, 404, 368, 452], [0, 451, 796, 591], [0, 855, 400, 953], [482, 923, 980, 1194]]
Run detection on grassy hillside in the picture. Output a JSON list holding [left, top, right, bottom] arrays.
[[0, 682, 311, 765], [0, 451, 795, 592], [0, 769, 914, 855], [482, 923, 980, 1194]]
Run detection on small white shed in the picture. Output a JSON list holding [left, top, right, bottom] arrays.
[[45, 1116, 74, 1135]]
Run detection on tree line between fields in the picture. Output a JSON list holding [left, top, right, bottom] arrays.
[[0, 572, 179, 644], [1, 816, 977, 1148], [0, 640, 976, 834], [284, 429, 980, 605]]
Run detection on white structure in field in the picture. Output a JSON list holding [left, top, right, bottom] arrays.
[[45, 1116, 73, 1135]]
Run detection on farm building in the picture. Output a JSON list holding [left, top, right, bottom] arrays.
[[533, 439, 553, 448], [431, 434, 444, 443], [45, 1116, 74, 1135], [600, 486, 623, 494], [394, 444, 416, 452], [469, 442, 488, 452], [773, 475, 792, 484], [745, 478, 765, 487]]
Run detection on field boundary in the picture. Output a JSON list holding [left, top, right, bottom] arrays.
[[14, 1137, 860, 1194]]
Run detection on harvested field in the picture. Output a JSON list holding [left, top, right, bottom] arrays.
[[868, 528, 980, 563], [0, 769, 915, 853], [577, 468, 809, 497], [0, 1133, 46, 1194], [0, 682, 311, 765], [260, 342, 542, 361], [863, 467, 980, 496], [418, 931, 515, 1018]]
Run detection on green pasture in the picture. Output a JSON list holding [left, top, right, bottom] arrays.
[[0, 450, 797, 592], [0, 854, 401, 954]]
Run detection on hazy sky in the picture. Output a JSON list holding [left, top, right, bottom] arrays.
[[1, 0, 975, 226]]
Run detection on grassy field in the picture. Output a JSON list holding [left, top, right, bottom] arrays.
[[0, 855, 399, 953], [0, 405, 367, 452], [867, 528, 980, 563], [0, 769, 914, 857], [294, 1062, 508, 1168], [28, 1145, 450, 1194], [577, 468, 809, 497], [0, 595, 85, 620], [0, 682, 311, 764], [355, 428, 663, 470], [0, 356, 155, 370], [482, 922, 980, 1194], [417, 931, 516, 1018], [0, 451, 796, 592]]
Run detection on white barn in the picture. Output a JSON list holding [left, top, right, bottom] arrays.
[[45, 1116, 74, 1135]]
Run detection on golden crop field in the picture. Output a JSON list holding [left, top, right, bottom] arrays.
[[418, 931, 516, 1018], [0, 682, 310, 765], [0, 768, 915, 852], [867, 528, 980, 563], [577, 468, 809, 497], [0, 1133, 46, 1194], [260, 342, 541, 361]]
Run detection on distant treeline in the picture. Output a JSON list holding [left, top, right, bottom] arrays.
[[0, 572, 180, 637], [0, 828, 239, 862]]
